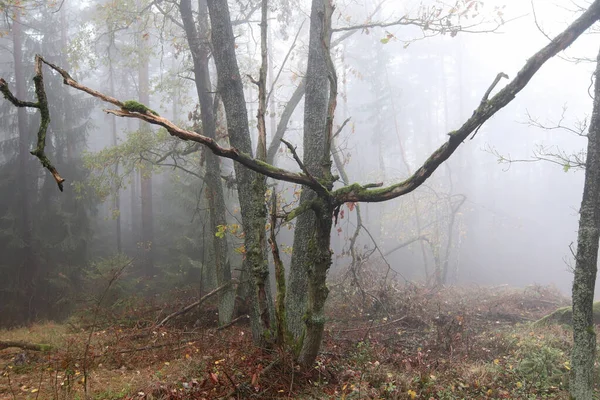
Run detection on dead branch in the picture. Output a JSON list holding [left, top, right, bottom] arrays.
[[0, 341, 52, 352], [0, 56, 64, 190], [216, 314, 249, 331], [156, 283, 234, 328], [335, 316, 406, 333], [5, 56, 318, 192]]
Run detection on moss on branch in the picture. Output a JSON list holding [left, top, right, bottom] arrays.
[[122, 100, 159, 116]]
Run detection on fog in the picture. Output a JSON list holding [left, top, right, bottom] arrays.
[[0, 0, 598, 328]]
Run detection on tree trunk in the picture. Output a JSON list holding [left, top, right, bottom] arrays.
[[206, 0, 274, 343], [107, 40, 122, 254], [137, 19, 154, 276], [13, 12, 37, 323], [570, 45, 600, 400], [286, 0, 332, 341], [297, 201, 333, 366], [179, 0, 234, 325]]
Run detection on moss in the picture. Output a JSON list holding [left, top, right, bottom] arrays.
[[38, 343, 53, 352], [285, 199, 318, 222], [534, 302, 600, 326], [333, 182, 397, 202], [121, 100, 159, 116]]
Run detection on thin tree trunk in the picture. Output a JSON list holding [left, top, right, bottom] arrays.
[[570, 45, 600, 400], [13, 12, 37, 323], [137, 20, 154, 276], [179, 0, 234, 325], [107, 43, 122, 253]]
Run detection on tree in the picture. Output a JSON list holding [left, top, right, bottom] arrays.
[[3, 0, 600, 368], [179, 0, 235, 326], [568, 46, 600, 400], [0, 2, 94, 325]]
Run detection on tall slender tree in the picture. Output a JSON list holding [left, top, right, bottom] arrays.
[[570, 45, 600, 400]]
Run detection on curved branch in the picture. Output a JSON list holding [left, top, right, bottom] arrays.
[[9, 56, 320, 192], [332, 1, 600, 204]]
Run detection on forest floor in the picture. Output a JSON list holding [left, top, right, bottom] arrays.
[[0, 275, 595, 399]]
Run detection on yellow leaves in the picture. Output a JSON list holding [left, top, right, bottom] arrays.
[[407, 389, 417, 399], [516, 381, 523, 389], [215, 225, 227, 239], [564, 361, 571, 370], [493, 358, 500, 365]]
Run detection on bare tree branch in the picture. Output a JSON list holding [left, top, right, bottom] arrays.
[[331, 2, 600, 204]]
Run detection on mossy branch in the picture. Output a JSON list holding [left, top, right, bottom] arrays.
[[122, 100, 160, 116], [0, 55, 65, 191], [0, 340, 52, 352], [331, 2, 600, 205]]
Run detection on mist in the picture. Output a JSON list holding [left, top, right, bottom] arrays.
[[0, 0, 599, 397]]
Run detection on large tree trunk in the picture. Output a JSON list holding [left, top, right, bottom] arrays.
[[179, 0, 234, 325], [286, 0, 331, 341], [206, 0, 274, 343], [13, 12, 37, 323], [570, 46, 600, 400]]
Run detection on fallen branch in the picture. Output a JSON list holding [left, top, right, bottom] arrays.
[[156, 283, 233, 328], [216, 314, 248, 331], [0, 341, 52, 352], [335, 316, 406, 333]]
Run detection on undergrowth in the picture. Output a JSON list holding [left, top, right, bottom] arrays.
[[0, 266, 597, 399]]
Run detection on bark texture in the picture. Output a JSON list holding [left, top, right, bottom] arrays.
[[570, 46, 600, 400], [180, 0, 235, 325], [207, 0, 274, 342], [286, 0, 331, 340]]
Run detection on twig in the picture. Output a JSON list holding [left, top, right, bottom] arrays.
[[266, 20, 305, 105], [83, 258, 132, 395], [332, 117, 351, 140], [470, 72, 509, 140], [280, 138, 329, 196], [336, 316, 406, 333]]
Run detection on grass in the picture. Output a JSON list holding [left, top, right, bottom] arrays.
[[0, 277, 598, 399]]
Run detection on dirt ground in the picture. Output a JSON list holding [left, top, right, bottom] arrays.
[[0, 278, 591, 399]]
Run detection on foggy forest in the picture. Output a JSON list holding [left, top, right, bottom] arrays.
[[1, 0, 600, 398]]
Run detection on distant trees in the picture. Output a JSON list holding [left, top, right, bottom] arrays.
[[0, 4, 94, 325], [2, 0, 600, 373]]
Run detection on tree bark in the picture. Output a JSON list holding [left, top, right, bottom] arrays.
[[179, 0, 234, 325], [570, 45, 600, 400], [206, 0, 274, 343], [286, 0, 332, 341]]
